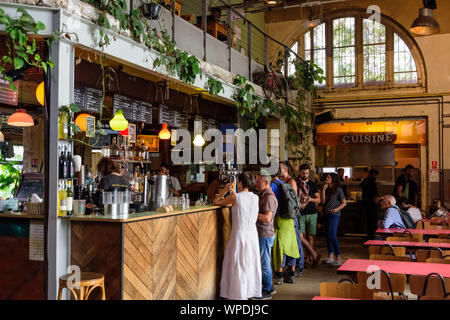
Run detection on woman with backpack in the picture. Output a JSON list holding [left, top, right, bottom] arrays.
[[320, 173, 347, 266]]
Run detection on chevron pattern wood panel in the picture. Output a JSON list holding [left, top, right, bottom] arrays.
[[71, 207, 231, 300], [176, 212, 199, 299], [70, 222, 122, 300]]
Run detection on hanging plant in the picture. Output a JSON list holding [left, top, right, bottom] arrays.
[[206, 77, 224, 95], [0, 8, 55, 90]]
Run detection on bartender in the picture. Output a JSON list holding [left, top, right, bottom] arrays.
[[87, 157, 129, 210], [97, 157, 129, 191], [159, 163, 181, 196]]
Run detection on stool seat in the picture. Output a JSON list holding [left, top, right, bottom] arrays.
[[58, 272, 106, 300]]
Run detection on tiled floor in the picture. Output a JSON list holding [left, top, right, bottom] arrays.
[[271, 236, 368, 300]]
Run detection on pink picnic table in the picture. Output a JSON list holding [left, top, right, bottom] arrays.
[[337, 259, 450, 277], [376, 228, 450, 237], [364, 240, 450, 250], [312, 296, 358, 300]]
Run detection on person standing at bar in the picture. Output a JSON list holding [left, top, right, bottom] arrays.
[[213, 172, 261, 300], [279, 161, 304, 277], [254, 173, 278, 300], [159, 163, 181, 196], [360, 169, 379, 240], [321, 173, 347, 266], [297, 163, 321, 268]]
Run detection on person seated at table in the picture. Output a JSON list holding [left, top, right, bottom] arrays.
[[399, 197, 422, 223], [377, 195, 406, 229]]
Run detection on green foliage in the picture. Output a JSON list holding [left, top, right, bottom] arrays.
[[232, 75, 283, 128], [206, 77, 224, 95], [0, 8, 54, 90], [0, 161, 21, 198], [85, 0, 201, 85]]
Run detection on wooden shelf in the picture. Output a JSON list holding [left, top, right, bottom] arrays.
[[112, 159, 152, 164]]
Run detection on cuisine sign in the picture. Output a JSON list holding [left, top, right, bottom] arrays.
[[340, 132, 397, 145]]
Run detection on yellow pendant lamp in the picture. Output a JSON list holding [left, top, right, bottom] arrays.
[[36, 81, 45, 106], [74, 113, 90, 132], [193, 134, 205, 147], [8, 109, 34, 127], [193, 120, 205, 146], [109, 109, 128, 131], [158, 123, 171, 139]]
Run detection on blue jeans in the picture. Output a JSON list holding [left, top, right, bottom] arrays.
[[259, 236, 275, 293], [294, 215, 304, 270], [327, 212, 340, 256]]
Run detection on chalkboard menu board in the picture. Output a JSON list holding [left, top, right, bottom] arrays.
[[158, 105, 174, 126], [74, 83, 102, 113], [173, 111, 189, 129], [113, 94, 153, 124], [15, 173, 44, 201]]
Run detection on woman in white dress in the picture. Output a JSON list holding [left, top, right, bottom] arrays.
[[213, 172, 262, 300]]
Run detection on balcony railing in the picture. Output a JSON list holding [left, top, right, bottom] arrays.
[[151, 0, 302, 82]]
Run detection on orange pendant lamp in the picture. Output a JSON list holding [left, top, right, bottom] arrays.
[[74, 113, 90, 132], [159, 123, 171, 139], [36, 81, 45, 106], [8, 109, 34, 127]]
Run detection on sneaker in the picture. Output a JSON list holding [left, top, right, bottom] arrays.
[[284, 273, 295, 284], [252, 291, 272, 300], [273, 276, 283, 285], [332, 260, 343, 266], [270, 287, 277, 295], [322, 258, 334, 264], [294, 268, 303, 277]]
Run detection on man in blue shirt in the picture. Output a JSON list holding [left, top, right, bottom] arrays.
[[378, 195, 406, 229]]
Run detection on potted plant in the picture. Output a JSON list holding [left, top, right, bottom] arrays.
[[141, 1, 163, 20]]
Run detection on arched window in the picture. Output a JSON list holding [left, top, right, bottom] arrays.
[[290, 9, 425, 91]]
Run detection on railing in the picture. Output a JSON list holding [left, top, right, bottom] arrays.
[[164, 0, 303, 82]]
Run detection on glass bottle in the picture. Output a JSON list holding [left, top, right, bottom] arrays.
[[66, 180, 73, 216], [68, 111, 74, 139], [67, 151, 74, 179], [58, 111, 68, 139], [59, 147, 67, 179], [58, 181, 67, 216]]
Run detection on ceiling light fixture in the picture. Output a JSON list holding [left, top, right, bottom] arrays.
[[158, 123, 171, 140], [36, 81, 45, 106], [8, 109, 34, 127], [410, 0, 440, 36], [109, 109, 129, 131], [302, 3, 321, 29]]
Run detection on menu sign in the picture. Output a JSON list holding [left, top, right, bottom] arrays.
[[113, 94, 152, 124], [173, 111, 188, 128], [159, 105, 174, 126], [340, 133, 397, 145], [74, 83, 103, 113]]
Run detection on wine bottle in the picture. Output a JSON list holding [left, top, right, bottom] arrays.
[[68, 112, 74, 139], [59, 181, 67, 216], [67, 151, 74, 178], [66, 180, 73, 216], [59, 147, 67, 179]]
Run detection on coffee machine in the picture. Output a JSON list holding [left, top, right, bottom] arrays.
[[148, 174, 170, 211]]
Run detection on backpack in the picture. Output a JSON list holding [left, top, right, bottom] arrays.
[[395, 208, 416, 229], [273, 180, 300, 219]]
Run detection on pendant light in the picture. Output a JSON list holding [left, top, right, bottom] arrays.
[[109, 109, 128, 131], [74, 113, 90, 132], [36, 81, 45, 106], [410, 7, 440, 36], [158, 123, 171, 140], [8, 109, 34, 127], [193, 120, 205, 147], [119, 126, 129, 136]]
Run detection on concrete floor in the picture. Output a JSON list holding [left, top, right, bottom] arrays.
[[271, 236, 368, 300]]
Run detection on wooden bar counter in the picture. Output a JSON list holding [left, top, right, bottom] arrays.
[[63, 205, 232, 300]]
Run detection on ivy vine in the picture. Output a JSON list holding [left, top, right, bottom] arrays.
[[0, 8, 54, 90], [206, 77, 224, 95]]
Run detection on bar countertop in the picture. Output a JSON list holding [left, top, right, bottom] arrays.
[[60, 205, 228, 223], [0, 212, 44, 219]]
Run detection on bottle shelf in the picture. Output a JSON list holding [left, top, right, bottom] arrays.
[[112, 159, 152, 164]]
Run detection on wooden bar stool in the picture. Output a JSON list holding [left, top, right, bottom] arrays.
[[58, 272, 106, 300]]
